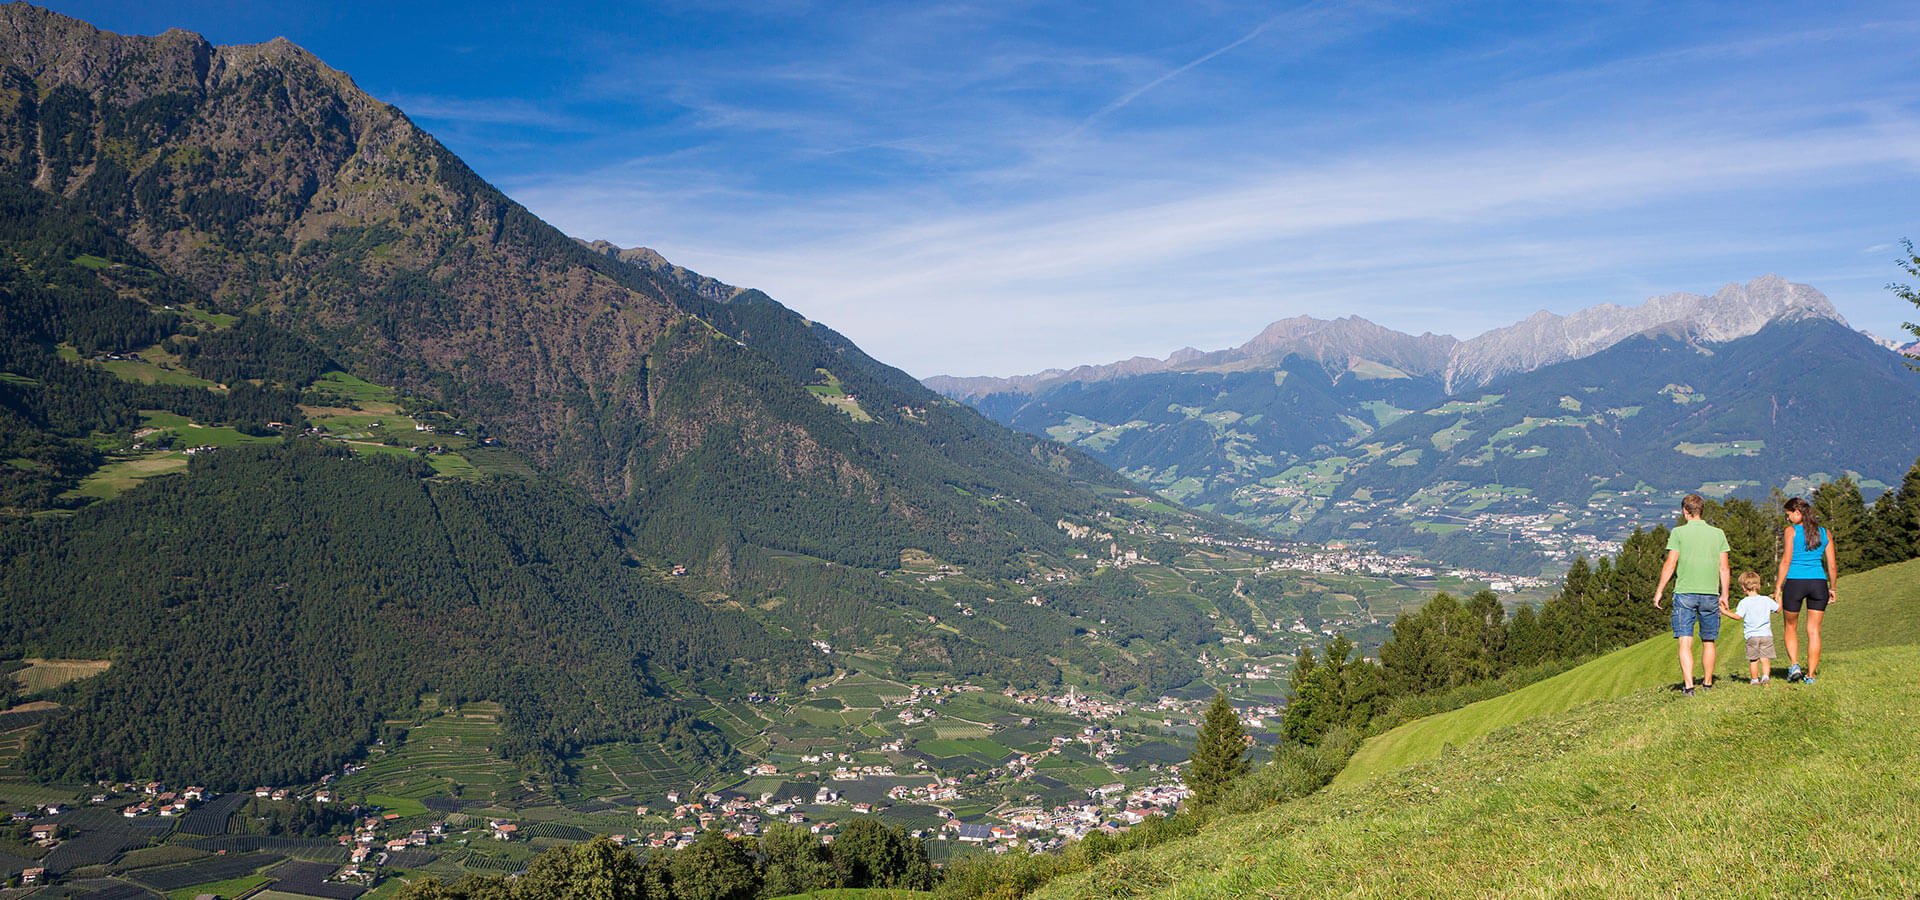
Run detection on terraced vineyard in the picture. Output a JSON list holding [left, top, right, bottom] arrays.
[[332, 701, 526, 805]]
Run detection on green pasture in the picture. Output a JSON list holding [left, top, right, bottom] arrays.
[[1675, 440, 1765, 458], [770, 890, 933, 899], [99, 356, 220, 388], [1335, 558, 1920, 788], [423, 452, 480, 477], [305, 371, 399, 407], [66, 451, 189, 501], [1038, 640, 1920, 898], [1428, 394, 1503, 414], [1359, 400, 1409, 427], [139, 411, 282, 449], [806, 369, 874, 422]]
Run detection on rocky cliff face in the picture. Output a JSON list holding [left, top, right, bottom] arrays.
[[0, 3, 693, 497]]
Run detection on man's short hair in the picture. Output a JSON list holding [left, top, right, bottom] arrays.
[[1739, 571, 1762, 593], [1682, 493, 1705, 517]]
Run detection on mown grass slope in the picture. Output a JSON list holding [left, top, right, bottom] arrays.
[[1336, 557, 1920, 787], [1024, 559, 1920, 898]]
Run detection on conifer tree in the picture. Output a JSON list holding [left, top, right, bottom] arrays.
[[1505, 605, 1549, 667], [1280, 648, 1321, 746], [1810, 477, 1869, 573], [1186, 692, 1250, 806]]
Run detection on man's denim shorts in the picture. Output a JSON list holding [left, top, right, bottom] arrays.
[[1671, 593, 1721, 641]]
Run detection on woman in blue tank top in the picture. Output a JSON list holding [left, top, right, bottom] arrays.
[[1774, 497, 1838, 683]]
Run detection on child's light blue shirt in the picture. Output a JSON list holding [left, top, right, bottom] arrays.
[[1735, 593, 1779, 640]]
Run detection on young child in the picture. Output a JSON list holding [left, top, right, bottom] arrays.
[[1725, 571, 1781, 684]]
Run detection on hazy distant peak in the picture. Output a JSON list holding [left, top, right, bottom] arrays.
[[1442, 275, 1844, 391], [927, 275, 1849, 401]]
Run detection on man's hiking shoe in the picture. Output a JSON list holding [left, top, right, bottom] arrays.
[[1682, 686, 1695, 697], [1701, 681, 1714, 690], [1802, 675, 1816, 685], [1788, 664, 1804, 682]]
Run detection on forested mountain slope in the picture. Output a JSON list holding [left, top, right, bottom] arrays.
[[0, 442, 821, 788], [0, 5, 1273, 789], [0, 3, 1139, 578]]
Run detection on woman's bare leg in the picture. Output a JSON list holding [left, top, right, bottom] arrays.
[[1783, 610, 1800, 667], [1806, 609, 1824, 677]]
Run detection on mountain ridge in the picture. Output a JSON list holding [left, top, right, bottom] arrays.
[[928, 274, 1850, 398]]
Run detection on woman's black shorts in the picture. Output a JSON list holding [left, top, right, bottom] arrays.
[[1781, 578, 1830, 613]]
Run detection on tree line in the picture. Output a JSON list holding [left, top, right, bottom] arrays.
[[398, 820, 933, 900]]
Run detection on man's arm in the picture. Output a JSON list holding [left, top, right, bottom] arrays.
[[1653, 550, 1679, 609], [1728, 548, 1743, 610]]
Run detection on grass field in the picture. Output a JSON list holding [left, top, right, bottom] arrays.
[[1035, 629, 1920, 896], [305, 372, 400, 408], [66, 451, 189, 501], [99, 357, 220, 388], [140, 411, 283, 449], [771, 891, 934, 899], [1334, 558, 1920, 788]]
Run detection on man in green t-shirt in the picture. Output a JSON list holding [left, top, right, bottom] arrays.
[[1652, 493, 1731, 695]]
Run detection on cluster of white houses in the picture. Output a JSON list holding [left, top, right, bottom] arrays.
[[116, 783, 208, 817]]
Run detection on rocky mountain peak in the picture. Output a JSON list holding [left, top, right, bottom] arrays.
[[1441, 275, 1844, 391]]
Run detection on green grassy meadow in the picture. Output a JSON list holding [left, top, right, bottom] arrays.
[[1028, 558, 1920, 898], [1337, 558, 1920, 787], [771, 891, 934, 899]]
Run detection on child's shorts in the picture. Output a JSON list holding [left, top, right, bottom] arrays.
[[1746, 635, 1776, 661]]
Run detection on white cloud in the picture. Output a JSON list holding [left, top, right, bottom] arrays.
[[511, 114, 1920, 375]]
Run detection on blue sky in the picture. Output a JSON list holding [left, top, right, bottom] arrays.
[[38, 1, 1920, 377]]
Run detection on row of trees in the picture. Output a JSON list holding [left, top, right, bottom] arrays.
[[398, 821, 933, 900]]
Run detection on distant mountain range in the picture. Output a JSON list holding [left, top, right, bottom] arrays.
[[931, 275, 1849, 395], [930, 277, 1920, 571]]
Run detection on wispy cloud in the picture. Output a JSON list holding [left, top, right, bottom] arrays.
[[463, 2, 1920, 376], [386, 93, 593, 131], [518, 109, 1920, 375]]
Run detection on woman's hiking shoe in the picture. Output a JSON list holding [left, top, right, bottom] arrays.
[[1682, 686, 1696, 696], [1787, 664, 1804, 682], [1802, 675, 1816, 685]]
